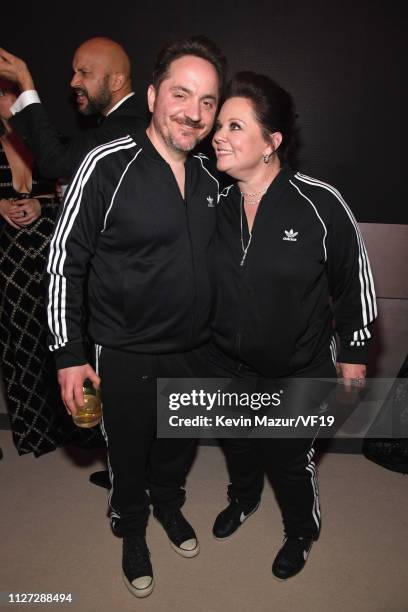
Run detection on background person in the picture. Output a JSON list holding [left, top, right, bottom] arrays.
[[0, 79, 91, 456], [209, 71, 377, 580], [0, 38, 147, 179]]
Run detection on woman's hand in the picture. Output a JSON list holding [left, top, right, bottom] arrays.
[[8, 199, 41, 226], [0, 48, 35, 91], [336, 362, 366, 390], [0, 199, 22, 229]]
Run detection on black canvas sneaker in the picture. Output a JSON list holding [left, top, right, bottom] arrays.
[[153, 508, 199, 557], [122, 535, 154, 598]]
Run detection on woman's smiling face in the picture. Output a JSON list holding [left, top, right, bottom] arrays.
[[212, 96, 274, 179]]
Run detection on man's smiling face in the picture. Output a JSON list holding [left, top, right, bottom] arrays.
[[147, 54, 220, 154]]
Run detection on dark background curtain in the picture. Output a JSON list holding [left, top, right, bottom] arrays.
[[3, 0, 406, 222]]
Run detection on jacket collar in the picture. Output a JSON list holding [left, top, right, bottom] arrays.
[[131, 128, 194, 168], [106, 93, 136, 116], [229, 163, 294, 203]]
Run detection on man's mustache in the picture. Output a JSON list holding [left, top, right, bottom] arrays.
[[175, 117, 204, 130]]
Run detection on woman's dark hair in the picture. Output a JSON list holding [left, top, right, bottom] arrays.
[[225, 71, 297, 163], [152, 35, 227, 95]]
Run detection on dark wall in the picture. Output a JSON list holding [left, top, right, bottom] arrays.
[[4, 0, 406, 222]]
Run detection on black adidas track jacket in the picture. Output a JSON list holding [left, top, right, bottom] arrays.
[[46, 131, 220, 369], [211, 165, 377, 376]]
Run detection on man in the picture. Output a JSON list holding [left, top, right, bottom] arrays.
[[46, 36, 226, 598], [0, 37, 147, 178]]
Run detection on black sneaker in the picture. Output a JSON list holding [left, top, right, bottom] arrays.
[[272, 537, 313, 580], [212, 500, 260, 539], [122, 535, 154, 598], [89, 470, 111, 489], [153, 508, 199, 557]]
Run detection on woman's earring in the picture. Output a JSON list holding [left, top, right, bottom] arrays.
[[263, 153, 272, 164]]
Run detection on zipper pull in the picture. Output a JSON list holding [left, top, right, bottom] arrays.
[[240, 249, 249, 266]]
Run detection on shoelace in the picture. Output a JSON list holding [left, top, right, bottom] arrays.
[[159, 512, 194, 544]]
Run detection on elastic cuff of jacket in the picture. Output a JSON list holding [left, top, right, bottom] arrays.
[[54, 343, 88, 370], [337, 344, 370, 365]]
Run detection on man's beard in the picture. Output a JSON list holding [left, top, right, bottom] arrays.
[[167, 116, 206, 153], [168, 134, 198, 152], [74, 75, 112, 116]]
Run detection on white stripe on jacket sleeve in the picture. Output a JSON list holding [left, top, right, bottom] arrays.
[[294, 173, 377, 328], [47, 136, 137, 351]]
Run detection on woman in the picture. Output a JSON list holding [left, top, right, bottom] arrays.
[[0, 79, 98, 456], [209, 72, 376, 579]]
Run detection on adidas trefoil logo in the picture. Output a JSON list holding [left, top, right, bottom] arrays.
[[283, 228, 298, 241], [206, 195, 215, 207]]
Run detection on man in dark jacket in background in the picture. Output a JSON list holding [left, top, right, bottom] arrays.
[[0, 37, 147, 178]]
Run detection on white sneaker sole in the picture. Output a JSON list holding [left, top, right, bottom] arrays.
[[170, 540, 200, 558], [122, 572, 154, 598]]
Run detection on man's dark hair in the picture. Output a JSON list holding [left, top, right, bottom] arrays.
[[152, 35, 227, 94], [226, 71, 298, 163]]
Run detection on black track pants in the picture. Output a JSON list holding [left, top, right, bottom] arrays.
[[98, 344, 209, 536], [207, 343, 336, 540]]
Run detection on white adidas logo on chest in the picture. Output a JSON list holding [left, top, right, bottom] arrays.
[[282, 229, 299, 241]]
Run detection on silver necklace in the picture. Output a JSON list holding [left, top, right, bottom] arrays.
[[240, 195, 252, 266], [240, 186, 268, 198], [240, 185, 268, 205]]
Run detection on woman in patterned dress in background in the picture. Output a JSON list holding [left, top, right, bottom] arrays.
[[0, 79, 98, 456]]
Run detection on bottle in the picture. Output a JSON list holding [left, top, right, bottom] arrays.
[[72, 379, 102, 428]]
